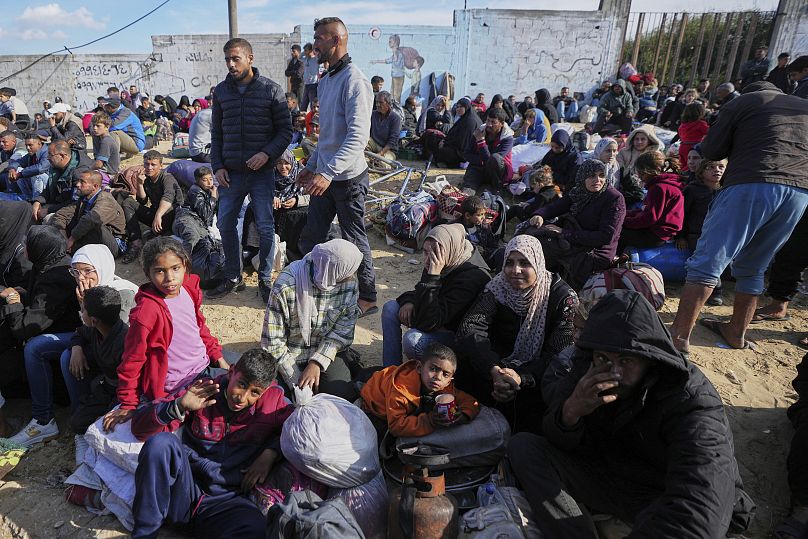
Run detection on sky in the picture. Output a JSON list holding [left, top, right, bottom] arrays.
[[0, 0, 780, 56]]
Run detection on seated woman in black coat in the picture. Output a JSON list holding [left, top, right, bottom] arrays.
[[422, 97, 481, 168], [418, 95, 452, 136], [527, 159, 626, 289], [540, 130, 581, 192], [455, 235, 577, 434], [0, 200, 33, 290]]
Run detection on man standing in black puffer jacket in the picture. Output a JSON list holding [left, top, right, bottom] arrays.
[[209, 38, 292, 301]]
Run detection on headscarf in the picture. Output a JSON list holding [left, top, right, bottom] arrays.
[[417, 95, 446, 135], [0, 201, 33, 268], [567, 159, 607, 216], [541, 130, 581, 189], [593, 136, 620, 188], [291, 239, 362, 346], [25, 225, 70, 274], [71, 244, 139, 294], [276, 148, 303, 201], [490, 94, 514, 124], [534, 88, 559, 124], [193, 98, 210, 109], [445, 97, 481, 155], [425, 224, 474, 276], [484, 235, 552, 367]]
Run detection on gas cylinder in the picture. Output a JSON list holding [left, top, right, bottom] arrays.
[[387, 442, 459, 539]]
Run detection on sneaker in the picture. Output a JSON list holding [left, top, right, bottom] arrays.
[[706, 294, 723, 306], [8, 418, 59, 448], [206, 276, 246, 299], [259, 281, 271, 304]]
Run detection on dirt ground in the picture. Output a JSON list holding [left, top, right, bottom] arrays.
[[0, 142, 805, 538]]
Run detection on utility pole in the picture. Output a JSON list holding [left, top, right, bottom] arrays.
[[228, 0, 238, 38]]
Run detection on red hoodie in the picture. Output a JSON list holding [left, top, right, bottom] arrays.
[[677, 119, 709, 171], [117, 273, 222, 410], [623, 173, 684, 241]]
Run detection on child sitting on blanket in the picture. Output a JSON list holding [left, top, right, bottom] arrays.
[[129, 349, 292, 538], [102, 237, 227, 432], [361, 343, 480, 437]]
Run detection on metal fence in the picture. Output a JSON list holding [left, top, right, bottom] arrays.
[[620, 10, 777, 87]]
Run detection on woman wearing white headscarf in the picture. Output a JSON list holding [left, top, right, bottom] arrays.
[[455, 235, 577, 433], [381, 224, 491, 366], [261, 238, 362, 401], [69, 244, 139, 320]]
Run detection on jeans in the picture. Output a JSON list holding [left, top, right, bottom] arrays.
[[59, 348, 92, 413], [8, 172, 48, 200], [299, 170, 377, 302], [381, 300, 455, 367], [24, 332, 74, 423], [132, 433, 265, 539], [218, 169, 275, 283], [686, 183, 808, 295], [462, 154, 506, 193], [766, 207, 808, 302], [556, 100, 579, 121]]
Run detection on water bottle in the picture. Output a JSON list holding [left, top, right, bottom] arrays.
[[477, 481, 505, 507]]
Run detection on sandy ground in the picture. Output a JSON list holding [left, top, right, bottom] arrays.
[[0, 141, 805, 538]]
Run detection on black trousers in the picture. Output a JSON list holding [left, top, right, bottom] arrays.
[[121, 198, 176, 241], [788, 352, 808, 507], [462, 154, 506, 193], [767, 207, 808, 302]]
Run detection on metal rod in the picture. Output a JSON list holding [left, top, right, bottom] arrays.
[[669, 12, 689, 85], [652, 13, 667, 76], [661, 13, 678, 83], [689, 13, 708, 87], [725, 14, 746, 82], [713, 13, 733, 82], [228, 0, 238, 38], [702, 13, 719, 80], [737, 12, 758, 79], [631, 13, 645, 67]]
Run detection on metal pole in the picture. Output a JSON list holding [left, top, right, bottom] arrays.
[[689, 14, 708, 87], [737, 12, 759, 79], [631, 13, 645, 68], [228, 0, 238, 38], [712, 13, 733, 82], [669, 12, 689, 86], [701, 14, 719, 80], [661, 14, 678, 83], [725, 14, 746, 82], [652, 13, 667, 75]]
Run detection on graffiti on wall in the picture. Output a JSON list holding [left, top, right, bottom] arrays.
[[369, 34, 425, 101]]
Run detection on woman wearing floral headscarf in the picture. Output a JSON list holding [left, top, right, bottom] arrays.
[[262, 238, 362, 402], [455, 235, 577, 432]]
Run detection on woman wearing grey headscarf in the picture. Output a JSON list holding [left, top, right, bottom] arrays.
[[261, 238, 362, 402]]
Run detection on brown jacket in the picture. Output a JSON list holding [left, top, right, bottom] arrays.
[[51, 189, 126, 241]]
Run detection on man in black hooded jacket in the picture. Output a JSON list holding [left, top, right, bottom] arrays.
[[509, 290, 755, 538]]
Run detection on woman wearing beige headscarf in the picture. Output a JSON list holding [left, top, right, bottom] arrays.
[[455, 235, 578, 433], [381, 224, 491, 366]]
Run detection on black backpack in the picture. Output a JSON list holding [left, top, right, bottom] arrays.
[[266, 490, 366, 539]]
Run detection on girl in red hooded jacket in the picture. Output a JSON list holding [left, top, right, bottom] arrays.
[[677, 102, 709, 172], [103, 237, 226, 431], [617, 150, 684, 254]]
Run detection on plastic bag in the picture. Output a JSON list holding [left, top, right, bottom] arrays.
[[281, 386, 380, 488], [328, 470, 389, 539]]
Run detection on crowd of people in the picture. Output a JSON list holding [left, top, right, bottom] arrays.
[[0, 16, 807, 539]]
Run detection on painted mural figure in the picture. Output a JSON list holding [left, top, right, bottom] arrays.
[[371, 34, 423, 103]]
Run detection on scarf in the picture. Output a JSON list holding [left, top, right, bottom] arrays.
[[291, 238, 362, 346], [26, 225, 70, 275], [276, 148, 303, 202], [593, 136, 620, 188], [567, 159, 608, 216], [425, 223, 473, 276], [417, 95, 446, 135], [326, 54, 352, 77], [0, 200, 33, 268], [71, 244, 139, 294], [534, 88, 558, 124], [445, 97, 481, 153], [484, 235, 552, 367]]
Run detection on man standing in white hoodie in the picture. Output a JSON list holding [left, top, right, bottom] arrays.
[[297, 17, 377, 317]]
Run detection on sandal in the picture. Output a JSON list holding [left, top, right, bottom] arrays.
[[699, 318, 756, 350], [359, 305, 379, 318], [751, 312, 791, 323]]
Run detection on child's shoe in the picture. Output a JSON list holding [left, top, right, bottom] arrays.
[[8, 418, 59, 447]]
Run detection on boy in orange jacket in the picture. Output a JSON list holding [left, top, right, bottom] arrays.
[[361, 343, 480, 437]]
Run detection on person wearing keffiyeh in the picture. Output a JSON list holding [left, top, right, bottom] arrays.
[[455, 235, 577, 433]]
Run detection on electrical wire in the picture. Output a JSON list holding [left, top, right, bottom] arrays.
[[0, 0, 172, 84]]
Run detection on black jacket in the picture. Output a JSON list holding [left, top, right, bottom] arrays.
[[35, 149, 93, 206], [211, 67, 293, 174], [701, 81, 808, 190], [678, 182, 716, 246], [177, 184, 217, 227], [767, 66, 798, 95], [542, 290, 755, 538], [456, 273, 576, 380], [397, 249, 490, 333]]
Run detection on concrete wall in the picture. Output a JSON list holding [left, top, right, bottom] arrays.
[[769, 0, 808, 58]]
